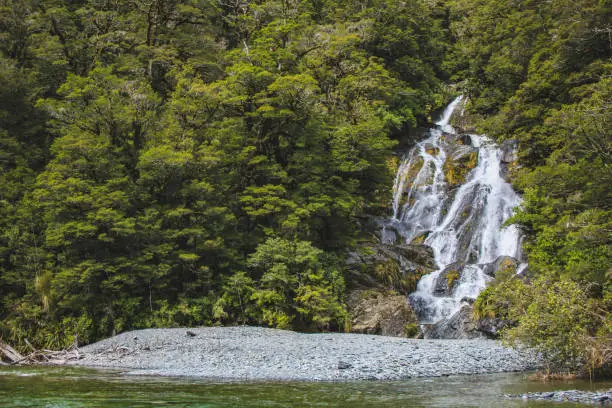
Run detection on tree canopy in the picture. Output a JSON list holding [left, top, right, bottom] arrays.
[[0, 0, 450, 348]]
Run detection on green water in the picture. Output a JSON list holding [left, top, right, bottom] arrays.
[[0, 366, 609, 407]]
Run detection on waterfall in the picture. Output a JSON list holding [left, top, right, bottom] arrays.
[[388, 96, 524, 329]]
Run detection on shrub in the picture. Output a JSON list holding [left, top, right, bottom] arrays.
[[500, 277, 611, 376]]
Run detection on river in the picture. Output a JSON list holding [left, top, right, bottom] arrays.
[[1, 366, 610, 407]]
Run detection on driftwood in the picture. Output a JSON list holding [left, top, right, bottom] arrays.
[[0, 338, 83, 366], [0, 340, 24, 363]]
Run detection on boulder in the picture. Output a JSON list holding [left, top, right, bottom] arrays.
[[433, 262, 464, 296], [423, 143, 440, 156], [378, 226, 399, 245], [440, 131, 454, 142], [421, 304, 485, 339], [481, 256, 519, 278], [449, 98, 479, 133], [457, 134, 472, 146], [443, 147, 479, 187], [345, 241, 436, 294], [347, 290, 420, 337], [394, 244, 436, 269], [475, 317, 511, 338], [409, 231, 430, 245]]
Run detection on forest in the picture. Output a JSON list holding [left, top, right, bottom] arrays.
[[0, 0, 609, 375]]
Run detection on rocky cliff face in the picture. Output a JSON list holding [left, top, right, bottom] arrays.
[[344, 217, 436, 337], [347, 290, 420, 337]]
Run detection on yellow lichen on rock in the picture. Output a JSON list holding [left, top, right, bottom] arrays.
[[446, 270, 460, 288], [444, 151, 478, 186]]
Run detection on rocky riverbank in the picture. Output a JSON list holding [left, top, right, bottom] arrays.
[[506, 390, 612, 406], [65, 326, 539, 381]]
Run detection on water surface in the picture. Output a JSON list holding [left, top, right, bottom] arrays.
[[1, 366, 609, 407]]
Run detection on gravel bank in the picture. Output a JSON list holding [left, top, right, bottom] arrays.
[[66, 326, 539, 381], [506, 390, 612, 406]]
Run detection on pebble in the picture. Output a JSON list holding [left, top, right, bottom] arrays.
[[506, 390, 612, 405], [68, 326, 540, 381]]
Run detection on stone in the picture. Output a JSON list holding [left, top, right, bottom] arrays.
[[379, 226, 399, 245], [394, 244, 436, 269], [409, 231, 430, 245], [421, 304, 484, 339], [481, 256, 519, 278], [433, 262, 464, 296], [347, 290, 420, 337], [423, 143, 440, 156], [344, 241, 436, 294], [337, 361, 352, 370], [506, 390, 612, 406], [444, 147, 479, 187], [457, 134, 472, 146], [475, 317, 511, 338]]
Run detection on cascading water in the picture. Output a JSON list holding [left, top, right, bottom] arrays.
[[388, 96, 524, 333]]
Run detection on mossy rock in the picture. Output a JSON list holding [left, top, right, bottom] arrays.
[[444, 151, 478, 186], [482, 256, 519, 279], [409, 231, 430, 245], [395, 157, 424, 211], [434, 262, 465, 296], [446, 270, 460, 287]]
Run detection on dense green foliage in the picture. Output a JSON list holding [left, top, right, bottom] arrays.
[[449, 0, 611, 373], [1, 0, 609, 376], [475, 274, 611, 375], [0, 0, 450, 349]]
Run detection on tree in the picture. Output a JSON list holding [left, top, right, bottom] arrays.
[[248, 237, 346, 331]]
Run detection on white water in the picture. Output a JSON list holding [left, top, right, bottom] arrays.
[[390, 97, 523, 325]]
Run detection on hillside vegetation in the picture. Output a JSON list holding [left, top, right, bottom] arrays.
[[0, 0, 609, 375], [0, 0, 449, 347], [447, 0, 611, 375]]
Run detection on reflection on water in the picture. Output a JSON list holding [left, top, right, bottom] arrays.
[[1, 366, 609, 407]]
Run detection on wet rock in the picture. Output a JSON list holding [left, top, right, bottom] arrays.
[[423, 143, 440, 156], [433, 262, 464, 296], [347, 290, 420, 337], [481, 256, 519, 278], [457, 134, 472, 146], [378, 226, 399, 245], [443, 147, 479, 187], [449, 99, 479, 133], [440, 131, 454, 142], [409, 231, 430, 245], [394, 244, 436, 269], [345, 241, 436, 294], [421, 304, 484, 340], [506, 390, 612, 406]]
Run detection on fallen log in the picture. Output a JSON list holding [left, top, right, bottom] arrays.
[[0, 338, 83, 366], [0, 340, 24, 363]]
